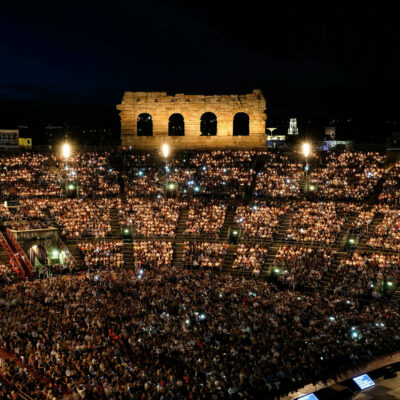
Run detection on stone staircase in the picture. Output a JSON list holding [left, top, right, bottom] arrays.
[[274, 212, 293, 242], [259, 244, 281, 278], [358, 214, 383, 249], [109, 208, 121, 239], [219, 209, 236, 242], [299, 175, 307, 197], [335, 213, 357, 248], [390, 288, 400, 306], [320, 251, 347, 288], [66, 244, 84, 266], [171, 209, 189, 268], [123, 241, 134, 269], [221, 244, 237, 274]]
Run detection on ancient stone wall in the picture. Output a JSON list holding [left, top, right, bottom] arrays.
[[117, 89, 266, 150]]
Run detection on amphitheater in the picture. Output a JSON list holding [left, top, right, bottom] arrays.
[[1, 132, 400, 398]]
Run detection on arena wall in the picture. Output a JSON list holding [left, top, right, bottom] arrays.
[[117, 90, 267, 150]]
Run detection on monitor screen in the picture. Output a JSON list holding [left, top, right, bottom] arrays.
[[353, 374, 375, 390], [296, 394, 319, 400]]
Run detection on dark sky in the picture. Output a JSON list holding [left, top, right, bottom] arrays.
[[0, 1, 399, 136]]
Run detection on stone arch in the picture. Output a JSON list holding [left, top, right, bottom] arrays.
[[137, 113, 153, 136], [168, 113, 185, 136], [200, 112, 217, 136], [233, 112, 250, 136]]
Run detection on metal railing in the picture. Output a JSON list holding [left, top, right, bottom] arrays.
[[6, 228, 34, 276], [0, 232, 26, 278]]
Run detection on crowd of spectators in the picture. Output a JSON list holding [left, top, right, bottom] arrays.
[[379, 161, 400, 204], [169, 150, 260, 198], [285, 202, 357, 244], [132, 241, 173, 269], [328, 252, 400, 297], [273, 246, 336, 289], [0, 153, 61, 200], [308, 152, 384, 200], [182, 242, 228, 269], [54, 152, 120, 197], [352, 206, 377, 233], [78, 241, 124, 271], [0, 199, 51, 230], [255, 154, 303, 198], [0, 268, 400, 399], [119, 198, 184, 237], [232, 244, 268, 276], [3, 149, 400, 398], [49, 199, 116, 239], [367, 207, 400, 250], [0, 262, 21, 286], [123, 168, 163, 198], [235, 204, 287, 240], [184, 204, 226, 237]]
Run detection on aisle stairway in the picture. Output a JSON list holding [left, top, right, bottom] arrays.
[[219, 209, 235, 242], [171, 209, 189, 268], [66, 244, 83, 266], [274, 212, 293, 242], [109, 208, 121, 239], [260, 244, 281, 278], [358, 214, 383, 249], [335, 213, 357, 248], [221, 245, 237, 274], [123, 241, 134, 269], [390, 289, 400, 306], [320, 251, 347, 288]]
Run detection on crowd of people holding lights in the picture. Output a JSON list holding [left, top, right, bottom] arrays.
[[1, 142, 400, 398]]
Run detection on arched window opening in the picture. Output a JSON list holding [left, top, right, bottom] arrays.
[[168, 114, 185, 136], [200, 112, 217, 136], [137, 113, 153, 136], [233, 112, 250, 136]]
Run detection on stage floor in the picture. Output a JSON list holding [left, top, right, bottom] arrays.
[[354, 373, 400, 399]]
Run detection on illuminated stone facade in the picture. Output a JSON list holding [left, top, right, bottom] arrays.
[[117, 90, 266, 150]]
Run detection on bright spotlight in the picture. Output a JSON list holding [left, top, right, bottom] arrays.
[[62, 143, 71, 159], [302, 142, 311, 158], [162, 144, 170, 158], [52, 249, 59, 258]]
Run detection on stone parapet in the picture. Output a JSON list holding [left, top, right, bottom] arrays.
[[117, 89, 267, 150]]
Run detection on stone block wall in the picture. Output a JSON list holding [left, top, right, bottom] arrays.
[[117, 90, 267, 150]]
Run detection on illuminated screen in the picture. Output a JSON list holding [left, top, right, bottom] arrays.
[[296, 394, 319, 400], [353, 374, 375, 390]]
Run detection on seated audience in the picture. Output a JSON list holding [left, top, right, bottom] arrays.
[[182, 241, 228, 269], [232, 244, 268, 276], [78, 241, 124, 270], [274, 246, 336, 289], [133, 241, 173, 269], [184, 204, 226, 237]]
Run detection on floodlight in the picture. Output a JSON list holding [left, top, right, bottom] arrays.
[[62, 142, 71, 159], [162, 144, 169, 158], [302, 142, 311, 158]]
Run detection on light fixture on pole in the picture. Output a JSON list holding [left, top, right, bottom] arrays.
[[302, 142, 311, 192], [62, 142, 71, 159], [161, 144, 170, 159]]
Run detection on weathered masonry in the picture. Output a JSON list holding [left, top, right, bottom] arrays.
[[117, 90, 267, 150]]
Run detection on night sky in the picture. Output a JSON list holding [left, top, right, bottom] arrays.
[[0, 1, 399, 142]]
